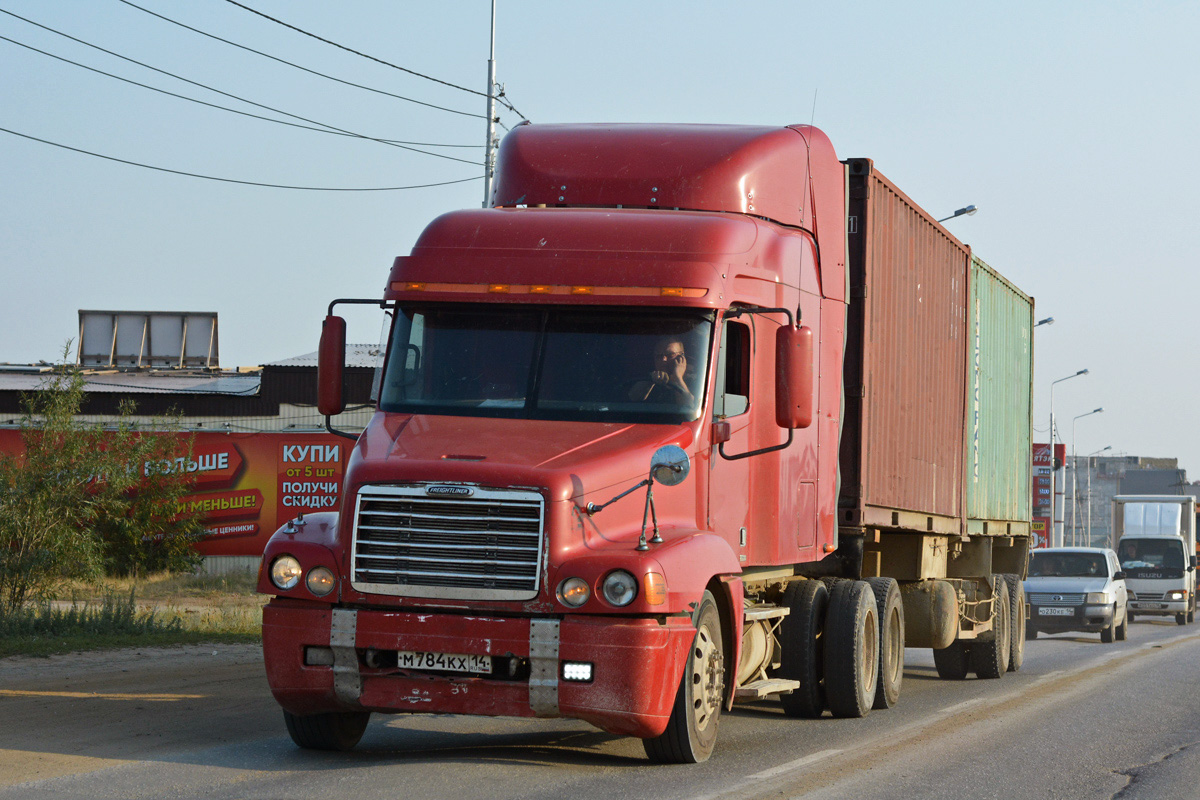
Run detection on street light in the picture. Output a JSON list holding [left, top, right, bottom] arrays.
[[1035, 317, 1055, 328], [1086, 445, 1112, 546], [1050, 369, 1089, 546], [937, 204, 978, 223], [1071, 407, 1104, 545]]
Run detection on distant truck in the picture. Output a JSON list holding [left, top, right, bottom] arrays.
[[1112, 495, 1198, 625], [257, 123, 1034, 763]]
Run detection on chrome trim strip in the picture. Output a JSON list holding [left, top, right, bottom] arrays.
[[330, 608, 361, 704], [528, 619, 560, 717]]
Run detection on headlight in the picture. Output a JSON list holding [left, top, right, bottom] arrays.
[[1086, 592, 1111, 604], [557, 577, 590, 607], [602, 570, 638, 607], [270, 555, 302, 590], [1166, 589, 1187, 601], [306, 566, 336, 597]]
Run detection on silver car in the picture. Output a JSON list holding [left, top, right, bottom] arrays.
[[1024, 547, 1129, 643]]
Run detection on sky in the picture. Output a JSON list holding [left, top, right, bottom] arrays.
[[1, 1, 1197, 476]]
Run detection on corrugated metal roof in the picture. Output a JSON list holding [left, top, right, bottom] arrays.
[[268, 344, 381, 369], [0, 369, 261, 395]]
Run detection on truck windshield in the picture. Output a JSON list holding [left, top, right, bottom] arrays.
[[1028, 552, 1108, 578], [1118, 538, 1187, 576], [378, 305, 714, 423]]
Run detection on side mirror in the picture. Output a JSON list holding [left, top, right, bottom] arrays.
[[775, 324, 814, 429], [1192, 555, 1198, 569], [1113, 571, 1126, 581], [650, 445, 690, 486], [318, 315, 347, 416]]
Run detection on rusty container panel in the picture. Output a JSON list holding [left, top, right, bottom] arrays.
[[840, 159, 968, 534], [965, 255, 1033, 534]]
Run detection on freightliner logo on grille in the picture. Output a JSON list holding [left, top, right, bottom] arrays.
[[426, 485, 474, 496]]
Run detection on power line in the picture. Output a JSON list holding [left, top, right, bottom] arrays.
[[115, 0, 486, 122], [222, 0, 527, 119], [0, 126, 484, 191], [0, 8, 482, 166], [0, 33, 483, 151]]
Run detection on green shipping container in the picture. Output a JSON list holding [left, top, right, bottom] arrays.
[[965, 255, 1033, 535]]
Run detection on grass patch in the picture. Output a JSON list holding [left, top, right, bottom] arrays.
[[1, 586, 261, 658]]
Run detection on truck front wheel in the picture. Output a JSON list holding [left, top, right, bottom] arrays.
[[283, 709, 370, 751], [643, 590, 724, 763]]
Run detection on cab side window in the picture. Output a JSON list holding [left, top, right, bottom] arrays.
[[713, 320, 750, 418]]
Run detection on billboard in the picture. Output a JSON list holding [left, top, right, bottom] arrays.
[[0, 429, 348, 557], [1031, 442, 1065, 549]]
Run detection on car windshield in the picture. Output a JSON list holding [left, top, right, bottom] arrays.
[[1118, 538, 1186, 570], [1029, 552, 1109, 578], [377, 305, 714, 423]]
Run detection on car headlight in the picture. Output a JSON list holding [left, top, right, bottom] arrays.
[[306, 566, 336, 597], [602, 570, 638, 607], [270, 555, 302, 590], [557, 577, 590, 607], [1086, 592, 1111, 604], [1166, 589, 1187, 601]]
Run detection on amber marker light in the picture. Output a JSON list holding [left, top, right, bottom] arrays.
[[570, 286, 594, 295], [487, 284, 511, 293], [529, 285, 552, 294], [403, 282, 426, 291], [660, 287, 685, 297], [643, 572, 667, 605]]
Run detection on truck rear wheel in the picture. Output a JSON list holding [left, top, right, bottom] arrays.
[[866, 577, 903, 709], [970, 577, 1010, 678], [933, 640, 970, 680], [283, 709, 370, 751], [644, 590, 724, 763], [1004, 575, 1025, 672], [777, 579, 828, 718], [822, 580, 878, 718]]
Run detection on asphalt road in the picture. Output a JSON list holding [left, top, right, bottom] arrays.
[[2, 618, 1198, 800]]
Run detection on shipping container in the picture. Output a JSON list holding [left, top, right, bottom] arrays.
[[965, 255, 1033, 535], [840, 158, 969, 534]]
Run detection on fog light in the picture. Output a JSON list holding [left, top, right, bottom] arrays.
[[306, 566, 336, 597], [562, 662, 593, 682], [270, 555, 302, 590]]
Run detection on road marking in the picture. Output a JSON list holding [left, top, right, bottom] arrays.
[[690, 749, 843, 800], [937, 698, 983, 716], [0, 689, 205, 702]]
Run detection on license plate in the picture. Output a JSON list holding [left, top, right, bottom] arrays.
[[397, 651, 492, 674], [1038, 607, 1073, 616], [1137, 603, 1167, 610]]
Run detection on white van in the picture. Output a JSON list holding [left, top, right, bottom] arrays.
[[1112, 496, 1197, 625]]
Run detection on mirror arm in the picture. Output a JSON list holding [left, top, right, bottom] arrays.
[[718, 428, 794, 461], [585, 478, 651, 516]]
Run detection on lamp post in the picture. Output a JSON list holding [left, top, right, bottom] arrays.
[[1050, 369, 1089, 546], [937, 204, 978, 223], [1071, 407, 1104, 545], [1087, 445, 1112, 546]]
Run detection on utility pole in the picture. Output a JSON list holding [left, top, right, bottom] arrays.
[[482, 0, 497, 208]]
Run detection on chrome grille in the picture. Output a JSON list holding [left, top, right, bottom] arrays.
[[351, 484, 544, 600], [1029, 593, 1085, 605]]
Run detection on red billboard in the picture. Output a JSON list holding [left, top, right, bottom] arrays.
[[1031, 442, 1065, 549], [0, 429, 348, 557]]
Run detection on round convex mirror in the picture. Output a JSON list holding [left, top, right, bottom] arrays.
[[650, 445, 690, 486]]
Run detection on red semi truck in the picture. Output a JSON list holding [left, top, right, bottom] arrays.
[[258, 123, 1033, 763]]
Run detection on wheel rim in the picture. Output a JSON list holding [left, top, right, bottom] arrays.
[[862, 609, 878, 693], [691, 620, 723, 732], [883, 607, 902, 682]]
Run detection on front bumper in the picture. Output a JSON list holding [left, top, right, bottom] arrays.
[[1029, 603, 1114, 633], [1128, 599, 1187, 616], [262, 599, 696, 739]]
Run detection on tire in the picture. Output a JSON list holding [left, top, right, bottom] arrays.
[[969, 577, 1010, 678], [1128, 612, 1136, 624], [822, 580, 879, 718], [1004, 575, 1025, 672], [1025, 622, 1038, 641], [933, 640, 971, 680], [283, 710, 370, 751], [866, 577, 904, 709], [1176, 612, 1188, 626], [1116, 606, 1129, 641], [777, 580, 828, 718], [644, 590, 724, 763], [1101, 605, 1116, 643]]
